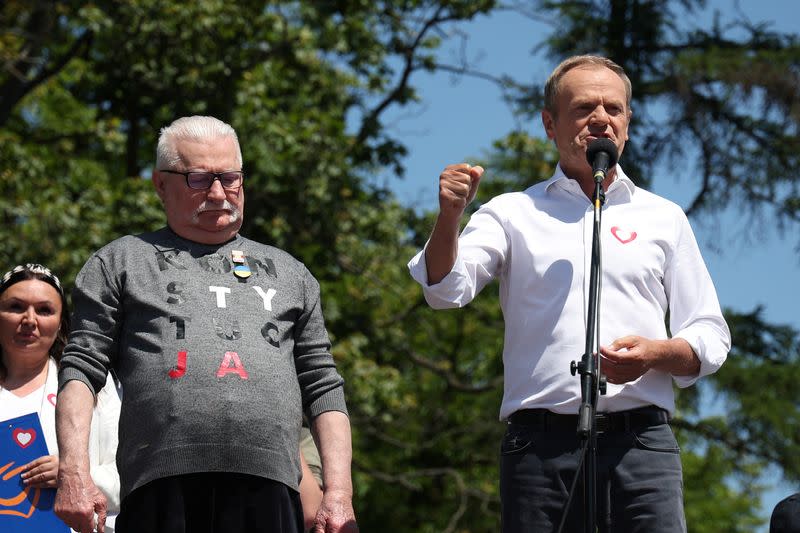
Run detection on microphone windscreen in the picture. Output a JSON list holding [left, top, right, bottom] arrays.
[[586, 138, 619, 168]]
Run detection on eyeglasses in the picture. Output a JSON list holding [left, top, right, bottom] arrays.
[[159, 169, 244, 190]]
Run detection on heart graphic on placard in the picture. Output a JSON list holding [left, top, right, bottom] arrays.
[[48, 393, 57, 407], [611, 226, 637, 244], [12, 428, 36, 448]]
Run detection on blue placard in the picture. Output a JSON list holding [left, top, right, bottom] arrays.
[[0, 412, 69, 532]]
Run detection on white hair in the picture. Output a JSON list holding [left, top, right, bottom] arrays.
[[156, 116, 242, 170]]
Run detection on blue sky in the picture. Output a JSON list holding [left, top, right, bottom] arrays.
[[380, 0, 798, 528]]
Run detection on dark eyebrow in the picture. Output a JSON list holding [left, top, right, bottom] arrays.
[[2, 296, 57, 306]]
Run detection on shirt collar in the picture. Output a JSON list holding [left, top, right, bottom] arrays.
[[543, 163, 636, 199]]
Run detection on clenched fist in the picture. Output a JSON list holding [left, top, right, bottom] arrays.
[[438, 164, 484, 219]]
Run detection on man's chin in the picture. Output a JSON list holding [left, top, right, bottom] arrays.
[[177, 218, 241, 242], [201, 219, 240, 233]]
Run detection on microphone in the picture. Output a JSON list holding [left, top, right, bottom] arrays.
[[586, 138, 619, 183]]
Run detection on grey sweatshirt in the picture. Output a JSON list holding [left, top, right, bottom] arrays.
[[59, 227, 347, 500]]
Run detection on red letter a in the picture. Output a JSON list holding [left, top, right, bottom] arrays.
[[216, 351, 249, 379]]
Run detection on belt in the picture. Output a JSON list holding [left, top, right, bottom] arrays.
[[507, 406, 669, 434]]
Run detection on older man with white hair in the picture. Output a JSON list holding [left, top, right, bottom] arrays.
[[54, 116, 357, 533]]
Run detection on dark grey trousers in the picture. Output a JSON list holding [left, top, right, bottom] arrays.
[[500, 412, 686, 533]]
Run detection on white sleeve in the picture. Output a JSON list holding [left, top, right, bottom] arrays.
[[408, 205, 509, 308], [665, 212, 731, 387], [89, 374, 121, 513]]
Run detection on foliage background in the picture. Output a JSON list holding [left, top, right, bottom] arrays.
[[1, 1, 798, 531]]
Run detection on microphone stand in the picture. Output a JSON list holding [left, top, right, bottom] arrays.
[[569, 171, 608, 533]]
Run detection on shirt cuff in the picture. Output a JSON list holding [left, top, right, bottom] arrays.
[[307, 385, 348, 419], [407, 248, 431, 285], [407, 248, 472, 309], [58, 367, 99, 397], [671, 324, 730, 388]]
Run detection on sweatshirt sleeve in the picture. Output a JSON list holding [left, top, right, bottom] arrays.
[[294, 266, 348, 419], [59, 254, 122, 395]]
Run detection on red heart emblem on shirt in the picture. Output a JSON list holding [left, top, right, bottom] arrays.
[[48, 393, 57, 407], [611, 226, 637, 244], [13, 428, 36, 448]]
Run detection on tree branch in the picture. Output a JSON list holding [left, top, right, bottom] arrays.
[[408, 349, 503, 393]]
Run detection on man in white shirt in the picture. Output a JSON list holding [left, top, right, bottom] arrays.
[[408, 55, 730, 532]]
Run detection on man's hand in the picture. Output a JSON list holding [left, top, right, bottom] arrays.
[[600, 335, 700, 384], [438, 164, 484, 219], [313, 489, 358, 532], [599, 335, 662, 384], [55, 468, 108, 533], [20, 455, 59, 488]]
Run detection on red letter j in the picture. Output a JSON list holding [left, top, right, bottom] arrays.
[[169, 351, 187, 379]]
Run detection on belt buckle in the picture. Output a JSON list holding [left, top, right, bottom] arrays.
[[594, 413, 610, 434]]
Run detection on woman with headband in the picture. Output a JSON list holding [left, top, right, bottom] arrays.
[[0, 263, 121, 531]]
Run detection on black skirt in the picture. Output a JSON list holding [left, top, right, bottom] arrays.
[[115, 472, 303, 533]]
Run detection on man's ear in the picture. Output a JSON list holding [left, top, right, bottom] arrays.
[[152, 169, 167, 201], [625, 107, 632, 141], [541, 109, 556, 140]]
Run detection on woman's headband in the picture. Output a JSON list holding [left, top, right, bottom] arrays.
[[0, 263, 65, 297]]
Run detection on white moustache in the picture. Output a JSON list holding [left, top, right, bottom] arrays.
[[192, 201, 241, 222]]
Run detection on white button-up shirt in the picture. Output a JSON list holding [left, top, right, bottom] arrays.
[[408, 165, 730, 419]]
